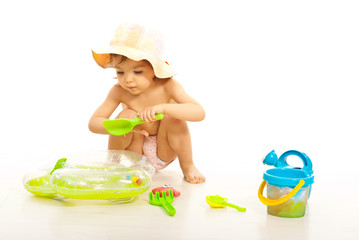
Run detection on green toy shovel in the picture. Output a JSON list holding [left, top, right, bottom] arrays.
[[206, 195, 246, 212], [103, 113, 164, 136]]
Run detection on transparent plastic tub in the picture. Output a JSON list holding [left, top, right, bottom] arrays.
[[23, 150, 155, 202]]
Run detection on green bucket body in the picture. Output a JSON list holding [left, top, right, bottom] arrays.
[[267, 183, 309, 218]]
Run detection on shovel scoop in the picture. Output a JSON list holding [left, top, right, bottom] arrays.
[[103, 113, 164, 136], [206, 195, 246, 212]]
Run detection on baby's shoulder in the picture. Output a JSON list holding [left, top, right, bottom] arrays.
[[107, 83, 127, 101], [109, 83, 121, 93], [161, 78, 184, 93], [112, 83, 122, 89], [161, 77, 181, 89]]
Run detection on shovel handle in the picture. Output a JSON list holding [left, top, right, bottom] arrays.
[[224, 202, 246, 212], [162, 201, 176, 216], [132, 113, 164, 125]]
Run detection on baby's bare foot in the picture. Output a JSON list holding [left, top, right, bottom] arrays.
[[182, 165, 206, 184]]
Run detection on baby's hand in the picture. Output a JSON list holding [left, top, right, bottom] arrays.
[[137, 105, 164, 122]]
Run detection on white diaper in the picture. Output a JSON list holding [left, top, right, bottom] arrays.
[[143, 135, 173, 170]]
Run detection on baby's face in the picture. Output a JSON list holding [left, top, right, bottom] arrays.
[[113, 56, 155, 95]]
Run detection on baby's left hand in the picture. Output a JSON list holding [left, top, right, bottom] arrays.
[[137, 105, 164, 122]]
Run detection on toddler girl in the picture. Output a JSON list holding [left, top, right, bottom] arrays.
[[89, 23, 205, 183]]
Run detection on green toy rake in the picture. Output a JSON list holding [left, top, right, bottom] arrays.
[[149, 189, 176, 216]]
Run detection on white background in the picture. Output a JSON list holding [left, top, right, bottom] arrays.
[[1, 0, 359, 180], [1, 0, 358, 173], [1, 0, 359, 239]]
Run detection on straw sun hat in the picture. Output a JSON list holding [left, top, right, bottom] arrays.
[[92, 23, 175, 79]]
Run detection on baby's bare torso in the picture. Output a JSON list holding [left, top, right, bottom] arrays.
[[114, 79, 173, 135]]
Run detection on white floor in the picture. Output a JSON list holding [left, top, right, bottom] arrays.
[[1, 161, 358, 240], [1, 1, 359, 239]]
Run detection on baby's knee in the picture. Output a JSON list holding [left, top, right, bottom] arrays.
[[115, 108, 137, 119], [162, 116, 189, 133]]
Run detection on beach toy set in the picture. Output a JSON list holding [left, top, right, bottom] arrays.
[[23, 150, 155, 202], [24, 148, 314, 218], [258, 150, 314, 218]]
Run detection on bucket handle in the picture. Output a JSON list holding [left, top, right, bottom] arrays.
[[258, 179, 305, 206]]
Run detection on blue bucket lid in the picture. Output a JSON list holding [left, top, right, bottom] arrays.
[[262, 150, 314, 187]]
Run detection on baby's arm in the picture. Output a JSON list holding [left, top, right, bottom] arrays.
[[88, 85, 122, 134], [159, 79, 205, 121]]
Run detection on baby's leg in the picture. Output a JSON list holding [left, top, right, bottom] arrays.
[[108, 109, 144, 155], [157, 116, 205, 184]]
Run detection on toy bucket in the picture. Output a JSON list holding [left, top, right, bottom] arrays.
[[258, 150, 314, 218]]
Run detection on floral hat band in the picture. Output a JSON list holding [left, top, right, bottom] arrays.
[[92, 23, 175, 79]]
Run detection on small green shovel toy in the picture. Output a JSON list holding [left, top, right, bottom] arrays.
[[206, 194, 246, 212], [103, 113, 164, 136]]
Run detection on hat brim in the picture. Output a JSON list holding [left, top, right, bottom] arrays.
[[92, 46, 175, 79]]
